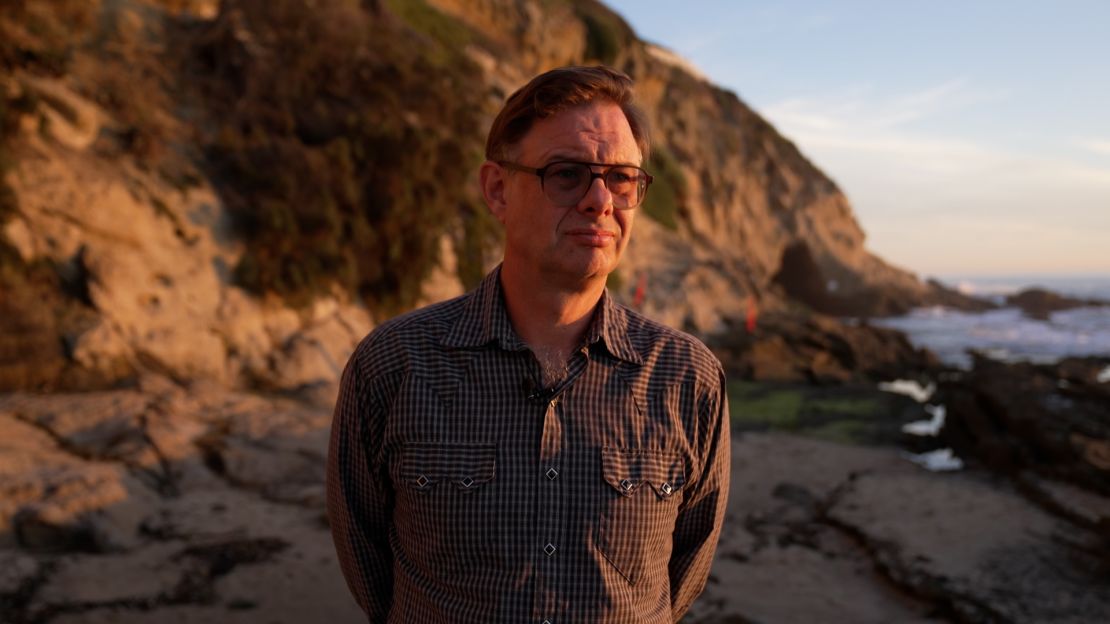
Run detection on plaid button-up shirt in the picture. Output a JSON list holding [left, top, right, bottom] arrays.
[[327, 266, 730, 623]]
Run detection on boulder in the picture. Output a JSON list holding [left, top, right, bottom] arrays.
[[1006, 288, 1108, 320], [939, 355, 1110, 498], [711, 311, 940, 383]]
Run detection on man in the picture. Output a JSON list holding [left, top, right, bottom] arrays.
[[328, 65, 729, 623]]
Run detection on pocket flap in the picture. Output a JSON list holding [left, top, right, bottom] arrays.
[[601, 448, 686, 499], [401, 443, 497, 491]]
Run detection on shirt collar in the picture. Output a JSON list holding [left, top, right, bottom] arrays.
[[441, 264, 527, 352], [442, 265, 644, 365], [583, 288, 644, 365]]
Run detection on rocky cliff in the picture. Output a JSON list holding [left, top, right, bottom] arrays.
[[431, 0, 945, 326], [1, 0, 958, 393]]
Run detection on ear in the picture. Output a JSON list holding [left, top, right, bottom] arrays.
[[480, 160, 509, 224]]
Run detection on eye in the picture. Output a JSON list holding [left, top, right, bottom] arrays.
[[606, 168, 641, 193], [609, 171, 634, 184], [545, 164, 587, 189]]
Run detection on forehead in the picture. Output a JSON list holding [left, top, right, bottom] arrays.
[[517, 101, 641, 165]]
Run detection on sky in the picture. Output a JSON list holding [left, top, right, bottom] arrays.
[[604, 1, 1110, 279]]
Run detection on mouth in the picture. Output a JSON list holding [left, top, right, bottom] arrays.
[[565, 228, 617, 247]]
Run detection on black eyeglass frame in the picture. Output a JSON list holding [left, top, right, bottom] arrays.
[[498, 160, 654, 209]]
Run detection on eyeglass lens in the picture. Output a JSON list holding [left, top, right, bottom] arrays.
[[542, 163, 647, 208]]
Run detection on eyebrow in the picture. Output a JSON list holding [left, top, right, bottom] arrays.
[[541, 154, 640, 167]]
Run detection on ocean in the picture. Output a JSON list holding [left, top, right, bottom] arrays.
[[872, 274, 1110, 369], [939, 273, 1110, 302]]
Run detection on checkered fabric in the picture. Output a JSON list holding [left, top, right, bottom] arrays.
[[327, 266, 730, 623]]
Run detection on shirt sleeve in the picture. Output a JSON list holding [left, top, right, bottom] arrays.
[[668, 365, 731, 620], [327, 349, 394, 621]]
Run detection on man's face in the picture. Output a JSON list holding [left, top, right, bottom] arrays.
[[487, 101, 640, 289]]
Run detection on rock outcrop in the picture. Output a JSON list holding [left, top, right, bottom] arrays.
[[1005, 288, 1109, 320], [711, 311, 940, 384], [825, 468, 1110, 624], [0, 381, 365, 623], [2, 56, 378, 391], [939, 355, 1110, 503]]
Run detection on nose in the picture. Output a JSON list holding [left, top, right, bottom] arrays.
[[576, 173, 614, 216]]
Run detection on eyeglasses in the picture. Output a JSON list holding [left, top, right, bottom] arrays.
[[499, 160, 653, 209]]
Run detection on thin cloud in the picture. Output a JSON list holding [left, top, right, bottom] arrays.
[[761, 82, 1004, 175], [758, 80, 1110, 182], [1075, 138, 1110, 156], [874, 79, 963, 125], [757, 81, 1110, 274], [763, 79, 1006, 134]]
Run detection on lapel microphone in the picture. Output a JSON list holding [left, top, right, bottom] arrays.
[[522, 378, 557, 404]]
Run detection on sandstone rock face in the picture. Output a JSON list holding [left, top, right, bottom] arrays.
[[3, 76, 373, 392], [636, 43, 983, 323], [430, 0, 589, 78]]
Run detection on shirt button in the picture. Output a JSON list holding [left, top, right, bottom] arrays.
[[620, 478, 633, 492], [542, 620, 552, 624], [546, 467, 559, 481], [661, 482, 673, 494], [415, 475, 429, 488], [544, 543, 556, 556]]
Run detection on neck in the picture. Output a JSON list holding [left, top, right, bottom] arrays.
[[499, 262, 606, 360]]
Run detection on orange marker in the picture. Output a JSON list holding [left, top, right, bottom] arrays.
[[745, 297, 758, 333], [633, 272, 647, 308]]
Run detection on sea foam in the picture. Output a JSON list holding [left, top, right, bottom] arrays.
[[874, 306, 1110, 368]]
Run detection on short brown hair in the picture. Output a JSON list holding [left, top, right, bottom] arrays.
[[485, 65, 651, 163]]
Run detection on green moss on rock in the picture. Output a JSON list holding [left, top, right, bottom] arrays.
[[570, 0, 633, 65], [728, 380, 928, 446], [641, 146, 686, 230]]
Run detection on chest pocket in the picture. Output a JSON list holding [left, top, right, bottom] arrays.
[[394, 443, 498, 576], [596, 447, 686, 586]]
